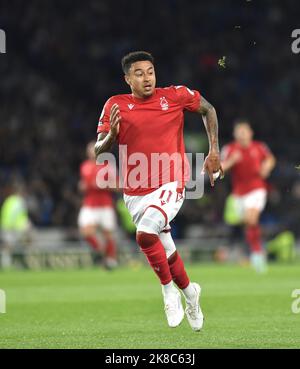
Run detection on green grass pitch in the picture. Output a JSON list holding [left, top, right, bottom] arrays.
[[0, 263, 300, 348]]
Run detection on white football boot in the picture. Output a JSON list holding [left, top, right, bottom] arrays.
[[184, 283, 204, 331], [163, 288, 184, 328], [104, 257, 118, 270], [250, 252, 268, 274]]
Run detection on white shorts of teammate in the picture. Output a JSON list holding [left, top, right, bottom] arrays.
[[233, 188, 267, 218], [78, 206, 116, 231], [124, 181, 185, 258]]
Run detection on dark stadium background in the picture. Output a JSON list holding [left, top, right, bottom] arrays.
[[0, 0, 299, 259]]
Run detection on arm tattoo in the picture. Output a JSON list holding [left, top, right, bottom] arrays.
[[94, 132, 116, 157], [197, 96, 219, 152]]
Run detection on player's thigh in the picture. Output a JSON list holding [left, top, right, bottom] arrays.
[[78, 206, 114, 234], [244, 208, 261, 226], [159, 182, 185, 224], [124, 181, 185, 234], [229, 195, 244, 224], [123, 194, 145, 227], [78, 207, 98, 231], [243, 189, 267, 225], [94, 207, 117, 232]]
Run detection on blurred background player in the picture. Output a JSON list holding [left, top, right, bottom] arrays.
[[221, 120, 276, 273], [78, 141, 118, 269], [0, 182, 32, 268]]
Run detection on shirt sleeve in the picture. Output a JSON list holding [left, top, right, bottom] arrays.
[[97, 98, 114, 134], [221, 144, 232, 161], [80, 163, 95, 187], [173, 85, 201, 112], [79, 163, 86, 181], [258, 142, 272, 160]]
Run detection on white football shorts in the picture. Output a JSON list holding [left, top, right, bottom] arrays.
[[78, 206, 116, 231], [123, 181, 185, 234], [233, 188, 267, 217]]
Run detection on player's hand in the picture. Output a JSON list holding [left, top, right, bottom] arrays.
[[202, 151, 224, 187], [109, 103, 121, 137]]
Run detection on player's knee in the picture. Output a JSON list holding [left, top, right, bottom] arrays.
[[136, 231, 158, 248], [102, 229, 114, 240], [246, 220, 258, 228], [137, 207, 166, 235], [245, 215, 259, 227], [80, 225, 96, 238]]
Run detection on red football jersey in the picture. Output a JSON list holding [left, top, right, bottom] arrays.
[[97, 86, 201, 196], [80, 160, 114, 207], [221, 141, 271, 195]]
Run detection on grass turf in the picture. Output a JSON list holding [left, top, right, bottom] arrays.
[[0, 263, 300, 349]]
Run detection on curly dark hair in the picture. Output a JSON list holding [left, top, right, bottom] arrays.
[[121, 51, 154, 74]]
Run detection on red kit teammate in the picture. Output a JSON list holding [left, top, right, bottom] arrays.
[[78, 141, 118, 269], [95, 51, 223, 330], [221, 121, 276, 273]]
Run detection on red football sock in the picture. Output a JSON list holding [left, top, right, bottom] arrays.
[[136, 232, 172, 285], [105, 239, 117, 259], [85, 235, 102, 252], [168, 251, 190, 289], [245, 225, 263, 253]]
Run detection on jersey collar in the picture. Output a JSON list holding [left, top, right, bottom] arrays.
[[131, 89, 157, 103]]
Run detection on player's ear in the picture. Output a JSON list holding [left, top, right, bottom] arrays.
[[124, 74, 131, 87]]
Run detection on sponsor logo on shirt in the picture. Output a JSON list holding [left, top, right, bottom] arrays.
[[128, 104, 134, 110]]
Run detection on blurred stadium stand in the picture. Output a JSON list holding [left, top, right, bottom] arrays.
[[0, 0, 300, 267]]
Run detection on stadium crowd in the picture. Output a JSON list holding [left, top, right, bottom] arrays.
[[0, 0, 299, 239]]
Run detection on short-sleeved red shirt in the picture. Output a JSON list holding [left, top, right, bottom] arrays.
[[221, 141, 271, 195], [97, 86, 201, 196], [80, 160, 114, 207]]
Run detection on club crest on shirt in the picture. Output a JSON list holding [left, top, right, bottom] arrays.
[[128, 104, 134, 110], [160, 97, 169, 111]]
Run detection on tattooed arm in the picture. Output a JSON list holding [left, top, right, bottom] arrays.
[[94, 103, 120, 156], [196, 96, 224, 186], [95, 132, 117, 156]]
